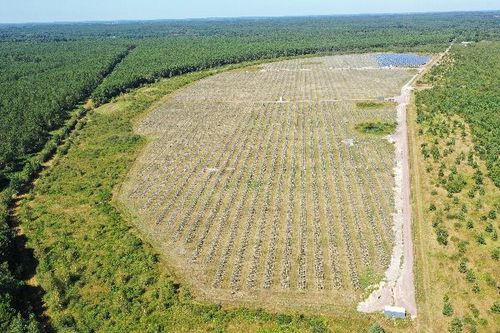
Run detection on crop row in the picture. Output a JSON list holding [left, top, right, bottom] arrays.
[[121, 58, 401, 294]]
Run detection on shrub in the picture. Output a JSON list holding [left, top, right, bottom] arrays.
[[445, 173, 467, 194], [368, 323, 385, 333], [466, 270, 476, 283], [354, 122, 396, 135], [443, 296, 454, 316], [491, 301, 500, 314], [472, 284, 480, 293], [475, 233, 485, 245], [448, 317, 463, 333], [458, 260, 467, 273], [491, 247, 500, 261], [436, 227, 449, 245]]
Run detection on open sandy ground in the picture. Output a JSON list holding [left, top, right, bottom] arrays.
[[357, 46, 453, 319]]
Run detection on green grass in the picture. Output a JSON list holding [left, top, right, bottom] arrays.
[[17, 66, 381, 332], [355, 101, 387, 109], [355, 122, 396, 135]]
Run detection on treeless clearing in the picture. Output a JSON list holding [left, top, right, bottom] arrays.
[[119, 54, 415, 310]]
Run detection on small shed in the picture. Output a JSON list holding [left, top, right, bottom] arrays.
[[384, 306, 406, 319]]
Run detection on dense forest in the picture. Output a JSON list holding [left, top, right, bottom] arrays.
[[0, 12, 499, 332], [1, 12, 499, 188], [0, 41, 132, 186]]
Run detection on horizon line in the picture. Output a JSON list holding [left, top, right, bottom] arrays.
[[1, 8, 498, 26]]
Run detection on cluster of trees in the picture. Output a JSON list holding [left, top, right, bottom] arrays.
[[0, 191, 39, 332], [92, 12, 500, 103], [416, 41, 499, 333], [1, 12, 499, 187], [0, 41, 132, 187], [12, 73, 343, 332], [417, 42, 500, 186], [0, 12, 498, 331]]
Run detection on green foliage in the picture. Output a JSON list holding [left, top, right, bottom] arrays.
[[491, 301, 500, 314], [475, 233, 486, 245], [0, 41, 132, 176], [458, 260, 468, 273], [368, 323, 386, 333], [355, 122, 396, 135], [448, 317, 463, 333], [443, 296, 454, 316], [416, 42, 500, 186], [355, 101, 387, 109], [466, 270, 476, 283], [445, 173, 467, 194], [14, 72, 368, 332], [436, 227, 449, 245], [0, 192, 40, 332], [491, 247, 500, 260]]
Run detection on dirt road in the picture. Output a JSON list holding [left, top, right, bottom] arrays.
[[357, 46, 452, 319]]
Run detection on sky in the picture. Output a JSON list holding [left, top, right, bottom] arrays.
[[1, 0, 499, 24]]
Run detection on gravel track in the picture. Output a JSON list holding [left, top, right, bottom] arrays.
[[357, 46, 452, 319]]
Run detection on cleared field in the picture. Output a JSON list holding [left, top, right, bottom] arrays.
[[119, 54, 415, 309]]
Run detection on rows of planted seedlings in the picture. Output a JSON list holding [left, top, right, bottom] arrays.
[[331, 105, 387, 268], [171, 61, 411, 104], [128, 115, 199, 201], [308, 108, 325, 290], [280, 107, 298, 290], [162, 107, 253, 232], [228, 103, 282, 289], [140, 103, 243, 226], [354, 140, 396, 241], [245, 104, 286, 289], [182, 106, 260, 244], [319, 104, 361, 289], [119, 54, 413, 298], [131, 102, 220, 207], [329, 113, 372, 272], [212, 107, 274, 288], [262, 105, 292, 289], [315, 107, 343, 288], [200, 105, 269, 263], [190, 107, 261, 262], [297, 107, 308, 290]]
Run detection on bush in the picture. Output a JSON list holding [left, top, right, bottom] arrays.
[[491, 301, 500, 314], [491, 247, 500, 261], [475, 233, 485, 245], [448, 317, 463, 333], [443, 296, 453, 316], [368, 323, 385, 333], [471, 284, 480, 293], [436, 227, 449, 245], [466, 270, 476, 283], [458, 260, 467, 273], [445, 173, 467, 194]]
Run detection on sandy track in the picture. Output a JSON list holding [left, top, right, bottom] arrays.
[[357, 46, 452, 319]]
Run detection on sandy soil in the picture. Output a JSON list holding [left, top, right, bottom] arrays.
[[357, 46, 452, 319]]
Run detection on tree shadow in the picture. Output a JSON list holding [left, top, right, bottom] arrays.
[[12, 230, 55, 332]]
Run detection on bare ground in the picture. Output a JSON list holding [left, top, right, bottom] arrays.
[[357, 46, 452, 319]]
